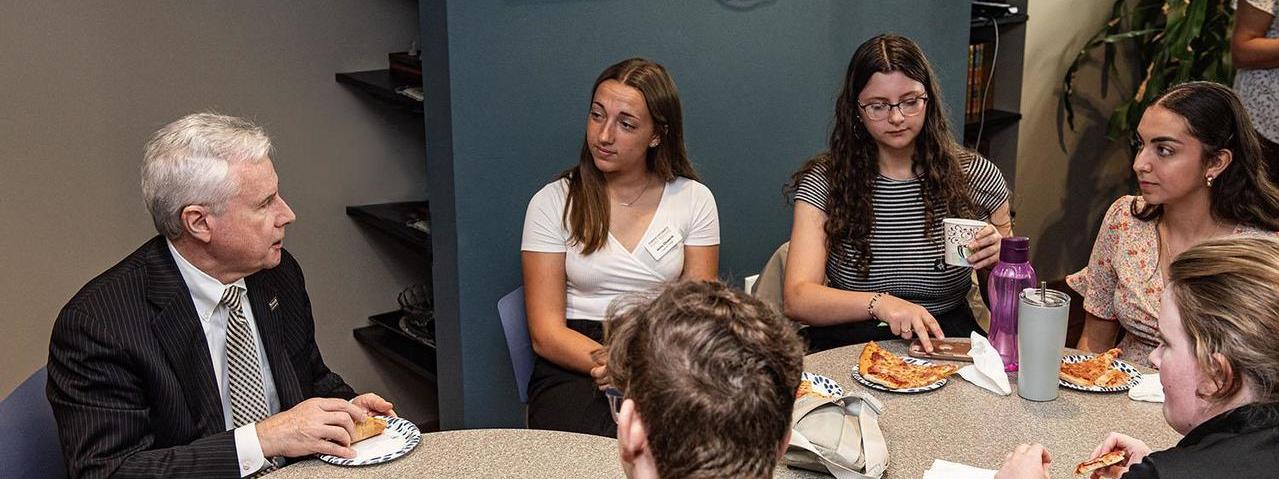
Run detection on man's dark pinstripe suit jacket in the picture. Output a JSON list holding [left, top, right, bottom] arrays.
[[47, 236, 357, 478]]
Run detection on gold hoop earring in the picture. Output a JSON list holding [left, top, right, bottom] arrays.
[[1206, 176, 1215, 188]]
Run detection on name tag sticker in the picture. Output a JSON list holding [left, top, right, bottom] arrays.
[[644, 226, 682, 261]]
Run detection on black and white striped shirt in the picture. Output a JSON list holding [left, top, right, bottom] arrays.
[[794, 155, 1009, 314]]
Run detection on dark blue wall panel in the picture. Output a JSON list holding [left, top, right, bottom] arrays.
[[426, 0, 972, 428]]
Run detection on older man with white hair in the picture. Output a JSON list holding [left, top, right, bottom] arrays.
[[47, 113, 394, 478]]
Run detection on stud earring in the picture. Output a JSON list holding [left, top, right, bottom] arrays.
[[1206, 175, 1215, 188]]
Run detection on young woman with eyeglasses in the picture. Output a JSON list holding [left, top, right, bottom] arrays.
[[783, 34, 1012, 352]]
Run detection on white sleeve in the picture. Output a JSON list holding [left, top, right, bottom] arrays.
[[684, 182, 720, 246], [521, 181, 570, 253], [235, 424, 269, 476]]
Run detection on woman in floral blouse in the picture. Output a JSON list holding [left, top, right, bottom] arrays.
[[1068, 82, 1279, 367]]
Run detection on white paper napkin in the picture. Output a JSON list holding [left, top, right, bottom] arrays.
[[958, 332, 1012, 395], [1129, 373, 1164, 402], [922, 459, 997, 479]]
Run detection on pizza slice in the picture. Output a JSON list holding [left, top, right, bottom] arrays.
[[1074, 450, 1127, 475], [1095, 368, 1132, 388], [1060, 348, 1129, 388], [859, 341, 959, 389], [796, 379, 832, 399]]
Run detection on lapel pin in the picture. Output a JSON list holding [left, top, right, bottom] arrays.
[[268, 297, 279, 311]]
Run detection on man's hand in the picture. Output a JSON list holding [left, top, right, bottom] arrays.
[[256, 397, 368, 458], [351, 393, 396, 417]]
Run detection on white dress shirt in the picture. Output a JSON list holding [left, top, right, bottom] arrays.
[[167, 240, 281, 476]]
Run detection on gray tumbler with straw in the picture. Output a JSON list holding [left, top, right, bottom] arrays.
[[1016, 282, 1071, 401]]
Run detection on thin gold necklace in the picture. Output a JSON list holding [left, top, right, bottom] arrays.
[[618, 177, 653, 207]]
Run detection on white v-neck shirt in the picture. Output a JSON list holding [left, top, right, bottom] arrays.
[[522, 176, 720, 320]]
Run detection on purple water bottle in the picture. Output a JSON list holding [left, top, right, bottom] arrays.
[[987, 236, 1036, 372]]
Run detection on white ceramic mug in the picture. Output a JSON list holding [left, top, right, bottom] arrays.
[[942, 218, 988, 267]]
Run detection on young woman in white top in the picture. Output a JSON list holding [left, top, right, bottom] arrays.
[[521, 58, 719, 437]]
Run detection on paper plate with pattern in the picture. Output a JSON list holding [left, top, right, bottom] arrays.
[[1059, 354, 1143, 393], [800, 371, 845, 398], [851, 357, 949, 393], [318, 416, 421, 466]]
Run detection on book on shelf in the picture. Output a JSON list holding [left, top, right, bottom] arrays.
[[965, 42, 996, 123]]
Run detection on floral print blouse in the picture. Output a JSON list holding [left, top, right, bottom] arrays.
[[1066, 196, 1276, 367]]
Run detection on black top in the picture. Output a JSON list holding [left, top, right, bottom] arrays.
[[1123, 402, 1279, 479]]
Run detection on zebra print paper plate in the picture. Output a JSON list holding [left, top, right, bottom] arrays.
[[1059, 355, 1142, 393], [318, 416, 421, 467]]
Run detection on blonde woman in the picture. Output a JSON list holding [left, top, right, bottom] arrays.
[[998, 236, 1279, 478]]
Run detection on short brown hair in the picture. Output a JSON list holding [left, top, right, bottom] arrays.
[[606, 280, 804, 479], [1168, 236, 1279, 403]]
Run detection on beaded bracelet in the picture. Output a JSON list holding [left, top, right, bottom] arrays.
[[867, 292, 888, 320]]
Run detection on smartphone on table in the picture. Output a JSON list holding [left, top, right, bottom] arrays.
[[907, 338, 973, 362]]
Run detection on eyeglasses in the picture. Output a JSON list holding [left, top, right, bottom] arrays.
[[604, 387, 624, 423], [858, 96, 928, 121]]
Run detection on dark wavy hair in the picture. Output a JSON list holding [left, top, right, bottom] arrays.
[[560, 58, 700, 255], [1131, 81, 1279, 230], [786, 34, 979, 277]]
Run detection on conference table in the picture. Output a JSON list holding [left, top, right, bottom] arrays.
[[269, 428, 624, 478], [270, 340, 1180, 478], [776, 340, 1181, 478]]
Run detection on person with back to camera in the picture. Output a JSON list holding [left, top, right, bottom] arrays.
[[605, 280, 805, 479], [520, 58, 720, 437], [784, 33, 1012, 353], [997, 236, 1279, 479], [1068, 81, 1279, 368]]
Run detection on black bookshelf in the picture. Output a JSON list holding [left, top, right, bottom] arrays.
[[345, 201, 431, 256], [353, 311, 437, 381], [970, 14, 1028, 44], [335, 70, 423, 113], [964, 109, 1022, 137]]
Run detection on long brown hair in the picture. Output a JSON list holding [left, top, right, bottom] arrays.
[[787, 34, 980, 277], [1169, 236, 1279, 403], [561, 58, 700, 255], [1131, 81, 1279, 230]]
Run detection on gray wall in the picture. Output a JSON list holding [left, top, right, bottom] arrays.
[[0, 0, 438, 423], [425, 0, 972, 428], [1014, 2, 1136, 281]]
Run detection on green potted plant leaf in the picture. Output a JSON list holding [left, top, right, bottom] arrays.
[[1060, 0, 1235, 148]]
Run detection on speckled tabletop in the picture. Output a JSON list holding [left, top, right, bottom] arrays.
[[267, 428, 625, 478], [774, 340, 1181, 478], [268, 427, 816, 478], [268, 340, 1180, 478]]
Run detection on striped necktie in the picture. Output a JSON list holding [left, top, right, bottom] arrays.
[[221, 285, 271, 428]]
